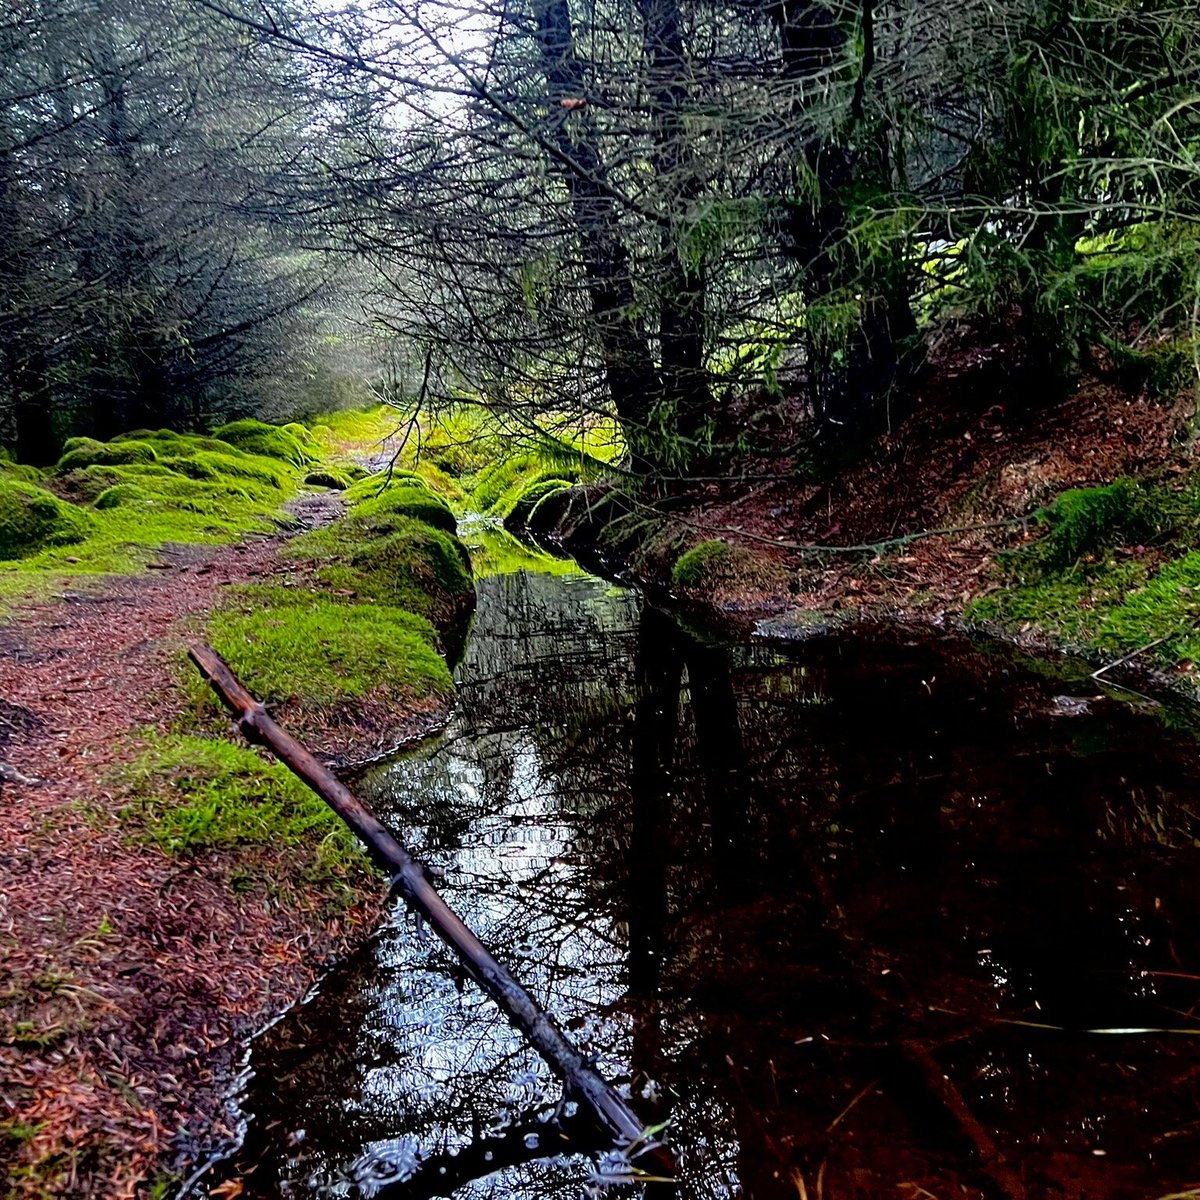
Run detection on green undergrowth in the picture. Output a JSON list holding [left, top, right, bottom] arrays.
[[119, 733, 367, 897], [968, 474, 1200, 671]]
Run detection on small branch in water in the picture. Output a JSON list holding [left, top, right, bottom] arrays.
[[187, 643, 674, 1178]]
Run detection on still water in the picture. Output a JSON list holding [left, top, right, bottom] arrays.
[[225, 525, 1200, 1200]]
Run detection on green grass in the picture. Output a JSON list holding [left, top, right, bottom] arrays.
[[202, 585, 453, 708], [119, 733, 366, 891]]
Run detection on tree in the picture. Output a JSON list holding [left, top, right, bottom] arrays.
[[0, 0, 353, 460]]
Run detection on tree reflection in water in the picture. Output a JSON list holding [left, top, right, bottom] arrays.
[[228, 549, 1200, 1200]]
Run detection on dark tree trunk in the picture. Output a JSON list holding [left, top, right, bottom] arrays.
[[635, 0, 712, 458], [531, 0, 662, 470]]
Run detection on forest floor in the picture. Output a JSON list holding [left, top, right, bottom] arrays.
[[627, 349, 1200, 684], [0, 490, 445, 1198]]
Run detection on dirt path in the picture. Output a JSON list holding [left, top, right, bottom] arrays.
[[0, 493, 385, 1198]]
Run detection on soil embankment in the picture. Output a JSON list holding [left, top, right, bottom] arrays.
[[536, 364, 1200, 687]]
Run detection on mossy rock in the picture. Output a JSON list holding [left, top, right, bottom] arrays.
[[344, 522, 474, 628], [56, 438, 159, 473], [95, 483, 154, 510], [353, 485, 457, 534], [304, 469, 351, 490], [503, 479, 571, 531], [0, 480, 94, 560], [1039, 479, 1155, 568], [212, 419, 313, 466], [672, 539, 738, 590]]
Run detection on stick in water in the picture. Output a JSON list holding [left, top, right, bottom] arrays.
[[187, 642, 671, 1174]]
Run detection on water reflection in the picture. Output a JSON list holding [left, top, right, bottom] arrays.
[[228, 539, 1200, 1200]]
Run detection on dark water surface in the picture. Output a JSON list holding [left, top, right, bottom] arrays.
[[225, 527, 1200, 1200]]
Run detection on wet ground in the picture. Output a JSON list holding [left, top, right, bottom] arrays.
[[213, 525, 1200, 1200]]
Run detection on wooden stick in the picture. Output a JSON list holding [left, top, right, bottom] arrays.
[[188, 642, 670, 1172]]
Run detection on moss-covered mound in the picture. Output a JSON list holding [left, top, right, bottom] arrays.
[[503, 478, 572, 531], [353, 485, 458, 534], [1037, 478, 1155, 569], [0, 480, 94, 560], [342, 471, 429, 505], [94, 483, 154, 510], [56, 438, 159, 473], [0, 457, 46, 485], [213, 419, 314, 466], [165, 450, 289, 491], [672, 539, 738, 590], [112, 429, 241, 457], [304, 469, 351, 490], [346, 522, 474, 626]]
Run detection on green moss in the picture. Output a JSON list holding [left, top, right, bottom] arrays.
[[352, 484, 457, 534], [212, 419, 314, 466], [204, 584, 453, 707], [0, 459, 45, 485], [0, 481, 94, 560], [119, 733, 365, 891], [94, 483, 153, 510], [282, 421, 321, 450], [342, 471, 429, 505], [503, 478, 571, 529], [473, 454, 580, 518], [304, 469, 351, 489], [672, 539, 737, 589], [164, 450, 290, 491], [112, 428, 244, 457], [1037, 479, 1157, 568], [55, 463, 177, 503], [55, 438, 158, 473], [290, 512, 473, 630]]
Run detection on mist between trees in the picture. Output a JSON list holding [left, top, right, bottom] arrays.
[[4, 0, 1200, 473]]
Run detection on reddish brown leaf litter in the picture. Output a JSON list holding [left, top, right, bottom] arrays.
[[0, 496, 434, 1197], [643, 364, 1198, 622]]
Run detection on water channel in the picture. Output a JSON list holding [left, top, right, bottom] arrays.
[[223, 521, 1200, 1199]]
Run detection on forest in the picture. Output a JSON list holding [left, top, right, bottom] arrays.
[[6, 0, 1200, 467], [5, 0, 1200, 1198]]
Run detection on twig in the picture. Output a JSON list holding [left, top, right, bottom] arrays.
[[682, 515, 1034, 555]]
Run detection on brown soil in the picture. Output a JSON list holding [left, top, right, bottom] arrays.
[[0, 494, 441, 1198], [631, 356, 1198, 622]]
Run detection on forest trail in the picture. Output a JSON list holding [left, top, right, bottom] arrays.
[[0, 491, 383, 1199]]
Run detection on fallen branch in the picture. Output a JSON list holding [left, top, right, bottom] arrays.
[[187, 642, 671, 1175], [701, 515, 1034, 555]]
